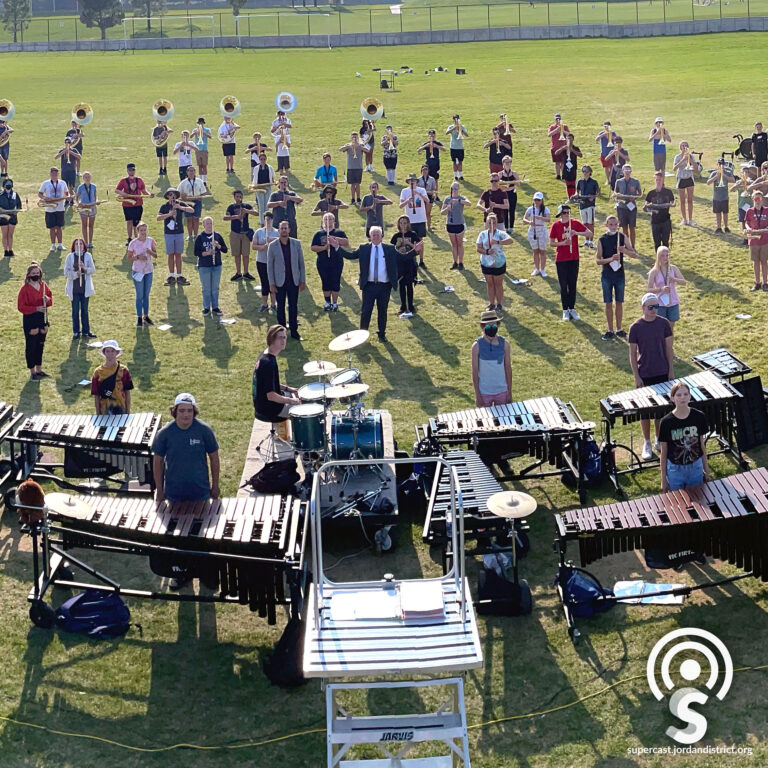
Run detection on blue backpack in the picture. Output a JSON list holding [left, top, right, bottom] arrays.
[[560, 567, 615, 618], [55, 590, 131, 639]]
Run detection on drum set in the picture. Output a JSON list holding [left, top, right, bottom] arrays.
[[288, 330, 384, 479]]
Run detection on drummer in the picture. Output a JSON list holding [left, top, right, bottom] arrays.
[[253, 324, 300, 420]]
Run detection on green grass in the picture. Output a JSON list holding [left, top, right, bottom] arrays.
[[1, 34, 768, 767]]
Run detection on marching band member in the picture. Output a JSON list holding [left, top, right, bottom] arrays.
[[55, 137, 80, 203], [252, 211, 279, 313], [730, 163, 758, 246], [575, 165, 599, 247], [549, 203, 590, 321], [152, 120, 170, 176], [178, 165, 207, 241], [707, 157, 736, 233], [644, 170, 675, 249], [115, 163, 150, 246], [0, 176, 20, 257], [271, 110, 292, 175], [493, 114, 514, 161], [596, 215, 636, 341], [91, 340, 133, 415], [606, 136, 630, 190], [484, 127, 512, 174], [310, 211, 348, 311], [268, 175, 302, 239], [17, 262, 52, 380], [752, 121, 768, 169], [398, 174, 429, 267], [64, 237, 96, 339], [380, 125, 398, 185], [417, 165, 438, 231], [471, 309, 512, 407], [476, 213, 511, 312], [65, 120, 84, 176], [673, 140, 697, 226], [312, 185, 348, 229], [648, 117, 671, 174], [360, 181, 392, 238], [523, 191, 551, 277], [554, 133, 582, 200], [75, 171, 98, 249], [441, 181, 470, 270], [313, 153, 338, 188], [270, 109, 292, 151], [391, 215, 421, 317], [613, 163, 642, 250], [246, 131, 269, 170], [360, 118, 375, 172], [172, 130, 197, 181], [417, 129, 445, 189], [219, 116, 239, 174], [339, 132, 366, 205], [195, 216, 228, 317], [745, 190, 768, 291], [39, 166, 67, 251], [224, 189, 255, 282], [596, 121, 617, 184], [547, 113, 569, 179], [157, 187, 193, 286], [127, 221, 157, 327], [647, 245, 686, 331], [477, 173, 509, 231], [0, 117, 12, 178], [193, 117, 211, 186], [251, 152, 275, 226], [499, 156, 520, 231]]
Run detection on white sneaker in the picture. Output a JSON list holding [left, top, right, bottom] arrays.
[[540, 268, 548, 277], [531, 268, 540, 276], [653, 439, 660, 452], [57, 243, 65, 250], [641, 440, 653, 461], [398, 311, 412, 319], [688, 219, 696, 227], [49, 244, 56, 252], [562, 310, 570, 321], [569, 309, 580, 320]]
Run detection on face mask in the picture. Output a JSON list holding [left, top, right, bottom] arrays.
[[29, 275, 40, 282], [484, 325, 498, 338], [4, 185, 11, 190]]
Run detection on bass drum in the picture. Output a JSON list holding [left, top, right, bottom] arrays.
[[289, 403, 326, 452], [331, 414, 383, 461]]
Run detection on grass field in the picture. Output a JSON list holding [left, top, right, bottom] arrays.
[[6, 0, 768, 44], [1, 34, 768, 767]]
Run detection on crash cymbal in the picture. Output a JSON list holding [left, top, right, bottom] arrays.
[[486, 491, 537, 520], [45, 492, 92, 520], [302, 360, 341, 376], [328, 329, 370, 352], [324, 382, 370, 400]]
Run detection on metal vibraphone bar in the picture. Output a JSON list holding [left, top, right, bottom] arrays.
[[554, 467, 768, 639], [691, 347, 752, 382], [599, 370, 747, 490], [0, 401, 18, 486], [416, 396, 596, 502], [29, 494, 308, 625], [4, 412, 162, 494]]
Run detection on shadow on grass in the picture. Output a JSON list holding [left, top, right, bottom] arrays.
[[201, 316, 237, 369], [130, 325, 160, 390], [165, 281, 199, 338], [55, 336, 91, 407]]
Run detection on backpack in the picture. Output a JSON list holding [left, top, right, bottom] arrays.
[[263, 617, 306, 688], [241, 457, 300, 495], [561, 440, 607, 489], [559, 567, 615, 618], [55, 589, 131, 639]]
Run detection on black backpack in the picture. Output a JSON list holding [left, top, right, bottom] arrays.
[[263, 617, 306, 688], [242, 457, 300, 495]]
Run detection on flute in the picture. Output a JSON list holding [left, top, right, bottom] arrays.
[[76, 241, 84, 290], [41, 272, 49, 325], [325, 218, 331, 257]]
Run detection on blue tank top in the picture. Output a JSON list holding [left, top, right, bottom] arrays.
[[476, 335, 508, 395]]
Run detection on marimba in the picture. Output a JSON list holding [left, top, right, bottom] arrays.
[[554, 467, 768, 637], [416, 396, 596, 501], [5, 412, 162, 493], [30, 494, 307, 625], [600, 370, 746, 484]]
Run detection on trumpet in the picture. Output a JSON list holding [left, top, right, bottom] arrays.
[[716, 167, 727, 188], [558, 119, 565, 141], [501, 113, 510, 135], [72, 102, 93, 126], [360, 97, 383, 122], [604, 124, 614, 148], [428, 137, 435, 160], [685, 150, 694, 172], [386, 127, 395, 151], [657, 121, 666, 146]]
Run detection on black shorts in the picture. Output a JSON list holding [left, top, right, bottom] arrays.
[[447, 223, 465, 234], [62, 171, 76, 189], [122, 205, 143, 224], [677, 177, 694, 190], [155, 145, 167, 158], [0, 143, 9, 161], [617, 207, 637, 227], [347, 168, 363, 185], [410, 222, 427, 239], [383, 155, 398, 170], [641, 373, 669, 387], [0, 212, 17, 226], [45, 211, 64, 229], [481, 264, 506, 277], [222, 143, 236, 157], [179, 165, 190, 181], [713, 199, 729, 214], [450, 149, 465, 162], [277, 156, 290, 172]]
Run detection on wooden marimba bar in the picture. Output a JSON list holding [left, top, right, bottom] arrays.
[[37, 494, 307, 624], [554, 467, 768, 637]]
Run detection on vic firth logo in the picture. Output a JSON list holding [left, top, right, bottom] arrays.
[[379, 730, 415, 742]]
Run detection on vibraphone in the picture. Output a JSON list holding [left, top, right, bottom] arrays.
[[0, 401, 17, 486], [600, 370, 746, 486], [554, 467, 768, 638], [30, 494, 308, 625], [416, 396, 596, 502], [4, 412, 162, 494], [691, 347, 752, 382]]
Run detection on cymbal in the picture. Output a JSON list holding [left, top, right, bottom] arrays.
[[45, 492, 92, 520], [324, 382, 369, 400], [486, 491, 537, 520], [303, 360, 341, 376], [328, 329, 370, 352]]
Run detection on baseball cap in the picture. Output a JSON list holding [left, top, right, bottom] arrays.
[[641, 292, 659, 306], [754, 190, 764, 198], [174, 392, 197, 406], [655, 117, 663, 123], [554, 113, 561, 119], [533, 191, 544, 201], [557, 204, 570, 215], [197, 117, 205, 124], [126, 163, 136, 170]]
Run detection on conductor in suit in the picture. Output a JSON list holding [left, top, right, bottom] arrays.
[[342, 226, 399, 342], [267, 220, 306, 340]]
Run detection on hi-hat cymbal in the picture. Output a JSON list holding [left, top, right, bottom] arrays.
[[486, 491, 537, 519], [303, 360, 341, 376], [324, 382, 369, 400], [45, 492, 92, 520], [328, 329, 370, 352]]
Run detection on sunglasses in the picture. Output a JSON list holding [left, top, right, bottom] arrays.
[[646, 304, 660, 311], [484, 323, 498, 332]]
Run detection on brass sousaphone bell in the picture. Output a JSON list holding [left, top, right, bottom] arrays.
[[0, 99, 14, 147], [275, 92, 297, 114], [151, 99, 174, 147], [72, 102, 94, 126], [360, 98, 384, 122], [220, 96, 241, 118]]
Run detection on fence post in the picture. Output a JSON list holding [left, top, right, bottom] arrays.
[[691, 0, 694, 20], [400, 9, 402, 32], [576, 0, 580, 25], [160, 17, 163, 45], [219, 14, 223, 38], [429, 6, 432, 30], [47, 19, 50, 43], [547, 1, 550, 26], [277, 12, 281, 36], [74, 18, 77, 42], [606, 0, 609, 24], [307, 13, 310, 35], [369, 9, 372, 34], [487, 4, 490, 32], [338, 11, 341, 34], [248, 16, 251, 36], [456, 5, 459, 29], [663, 0, 666, 23], [518, 3, 521, 26], [719, 0, 722, 19], [635, 0, 638, 23]]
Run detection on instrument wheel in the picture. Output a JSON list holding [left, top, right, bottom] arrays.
[[4, 486, 18, 511], [58, 564, 75, 581], [515, 579, 533, 616], [29, 599, 56, 629]]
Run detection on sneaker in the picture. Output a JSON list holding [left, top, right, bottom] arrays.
[[324, 301, 332, 311], [202, 308, 211, 316], [399, 306, 407, 315], [332, 303, 338, 311], [641, 440, 653, 461], [569, 309, 581, 320], [176, 275, 190, 286], [212, 307, 223, 316], [540, 269, 548, 278], [258, 304, 269, 313], [399, 311, 413, 319], [495, 304, 503, 312], [72, 332, 80, 339], [693, 553, 707, 566], [742, 239, 749, 247], [57, 243, 65, 250], [7, 249, 13, 257], [688, 219, 696, 226], [169, 575, 193, 591], [290, 331, 303, 341], [714, 227, 723, 234], [457, 263, 465, 271], [164, 275, 177, 286], [143, 316, 154, 325], [653, 439, 660, 452], [724, 227, 731, 233], [751, 283, 762, 292], [408, 307, 416, 314], [601, 331, 615, 340], [450, 263, 458, 270], [125, 238, 131, 247], [87, 243, 94, 250], [36, 370, 50, 378], [562, 310, 570, 321], [616, 329, 627, 339], [487, 304, 495, 311], [531, 268, 540, 276], [243, 272, 255, 281], [680, 220, 688, 227], [418, 260, 426, 268], [49, 244, 57, 252], [136, 317, 143, 326], [30, 372, 40, 381], [270, 305, 277, 313], [230, 273, 243, 282], [763, 285, 768, 292]]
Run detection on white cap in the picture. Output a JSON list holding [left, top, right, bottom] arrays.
[[99, 340, 122, 357], [655, 117, 663, 123], [641, 292, 659, 306], [533, 191, 544, 201], [174, 392, 197, 406]]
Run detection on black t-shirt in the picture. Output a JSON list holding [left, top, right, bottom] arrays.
[[598, 231, 627, 275], [66, 128, 83, 151], [311, 227, 346, 259], [561, 148, 580, 181], [390, 230, 420, 255], [645, 187, 675, 223], [158, 202, 184, 235], [253, 352, 282, 420], [752, 132, 768, 164], [226, 202, 253, 234], [576, 177, 599, 209], [658, 408, 709, 466]]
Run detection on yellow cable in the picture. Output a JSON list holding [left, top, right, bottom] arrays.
[[1, 664, 764, 752]]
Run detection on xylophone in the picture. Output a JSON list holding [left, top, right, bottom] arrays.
[[691, 347, 752, 382], [31, 494, 307, 625], [554, 467, 768, 638], [416, 396, 596, 502], [5, 412, 162, 493]]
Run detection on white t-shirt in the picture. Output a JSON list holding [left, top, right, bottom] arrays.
[[39, 179, 66, 212], [399, 187, 428, 225], [174, 142, 193, 166], [218, 122, 236, 144], [525, 205, 550, 229]]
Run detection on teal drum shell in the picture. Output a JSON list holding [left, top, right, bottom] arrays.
[[289, 403, 326, 452], [331, 413, 383, 460]]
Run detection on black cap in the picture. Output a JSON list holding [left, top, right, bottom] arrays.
[[197, 117, 205, 124], [126, 163, 136, 170]]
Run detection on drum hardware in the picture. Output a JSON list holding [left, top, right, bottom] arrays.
[[326, 483, 385, 520]]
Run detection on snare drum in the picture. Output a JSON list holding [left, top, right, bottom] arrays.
[[289, 403, 326, 452], [298, 381, 330, 402], [330, 368, 362, 404], [331, 413, 383, 460]]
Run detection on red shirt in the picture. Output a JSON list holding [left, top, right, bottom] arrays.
[[549, 219, 587, 262], [746, 205, 768, 246], [116, 176, 147, 208], [549, 122, 569, 151], [17, 282, 53, 315]]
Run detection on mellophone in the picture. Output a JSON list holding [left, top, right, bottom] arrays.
[[4, 412, 161, 493], [30, 493, 307, 625], [554, 467, 768, 638], [416, 396, 596, 502]]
